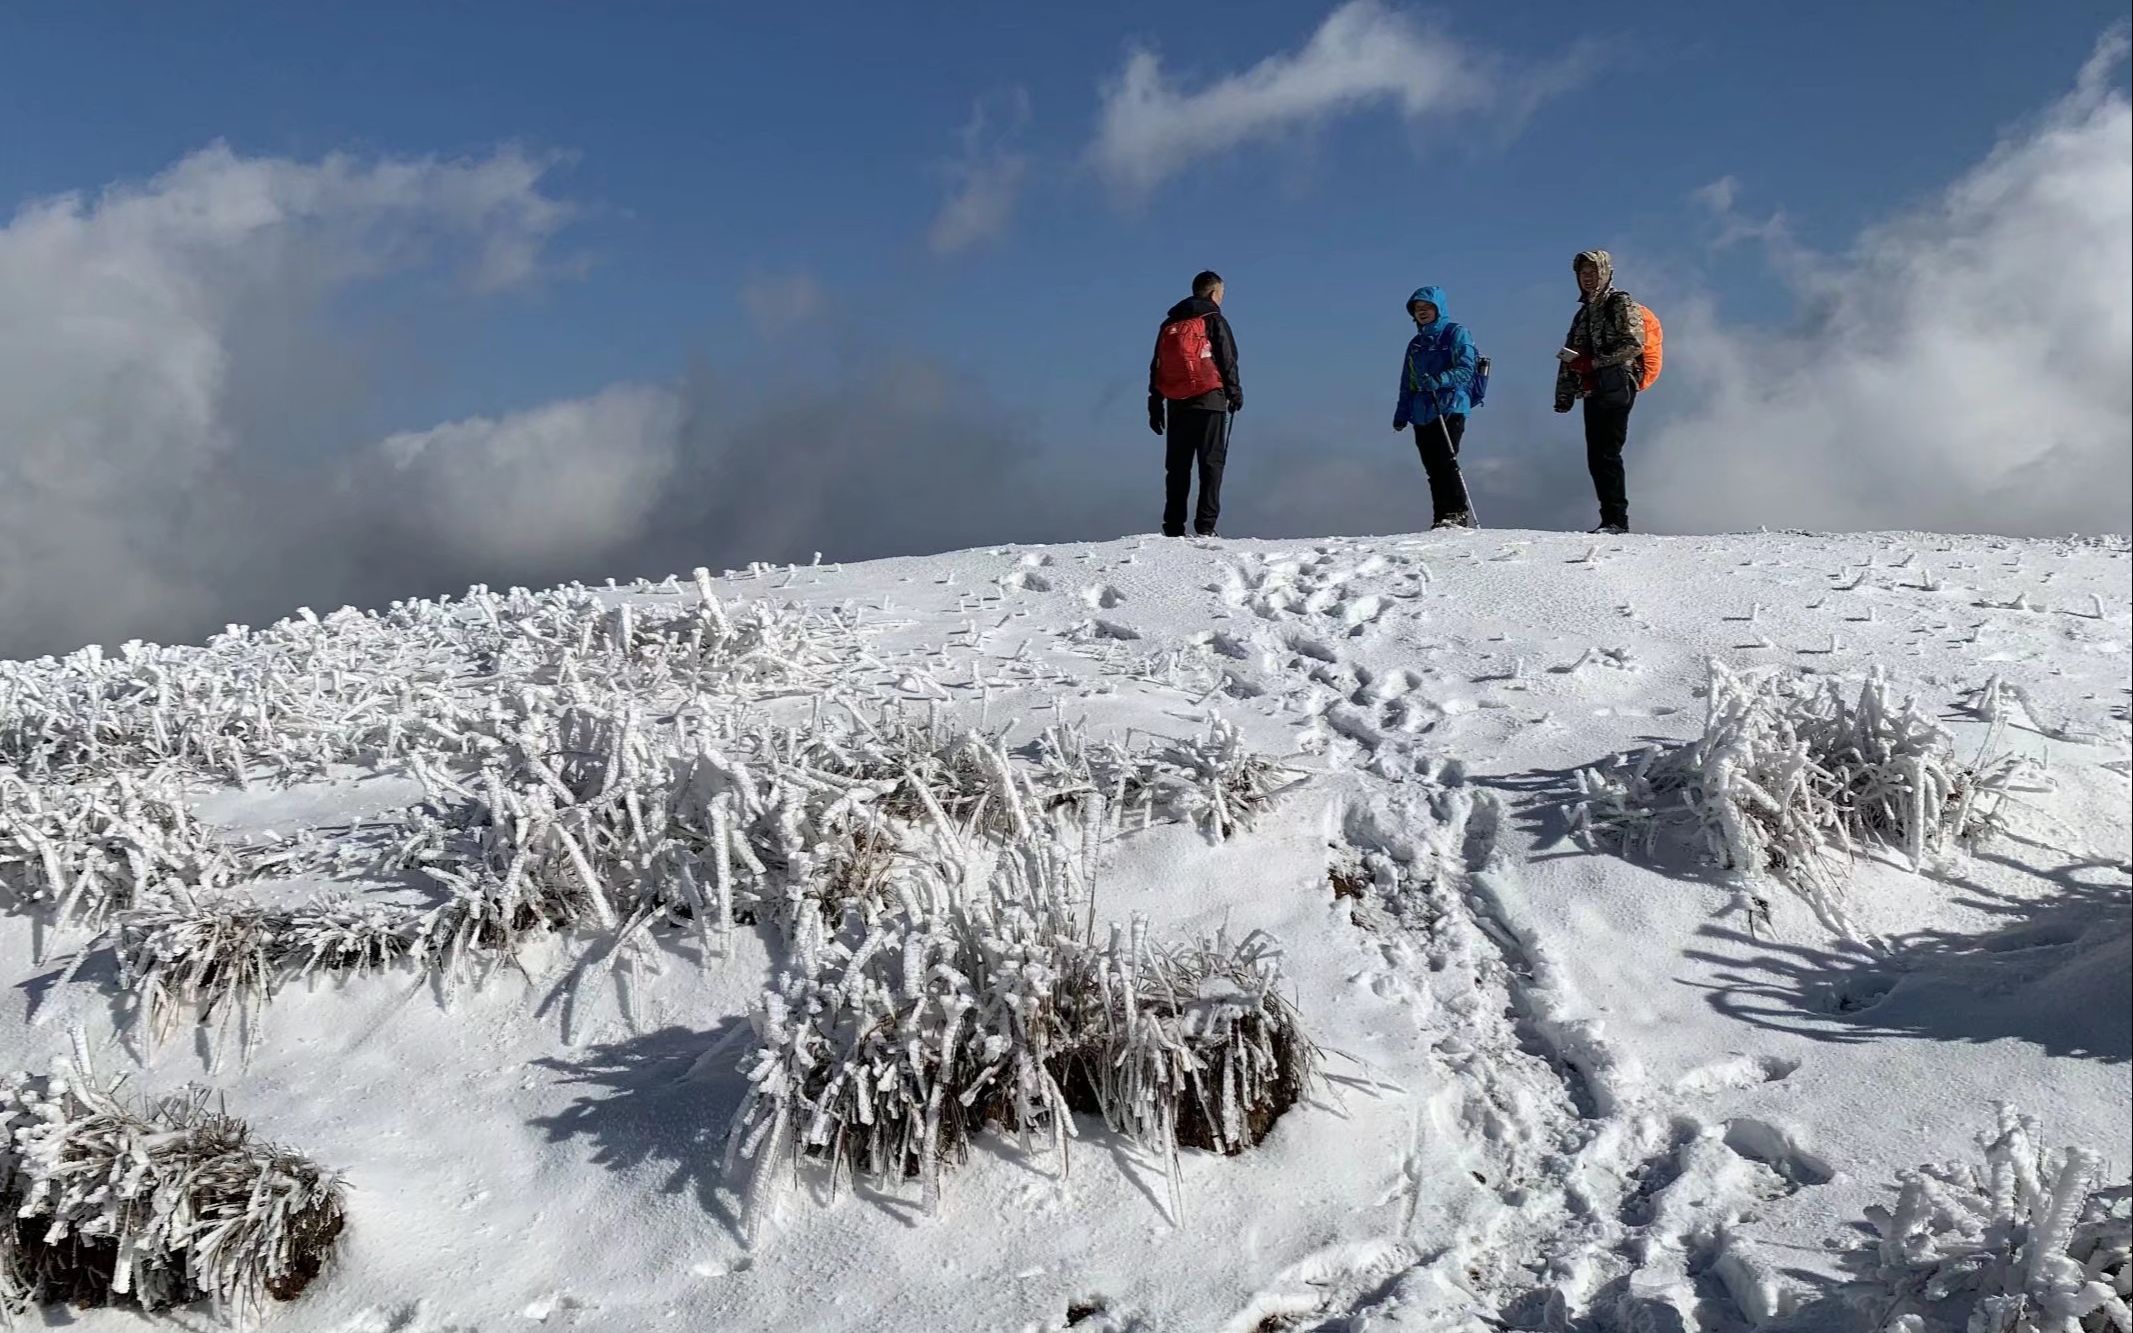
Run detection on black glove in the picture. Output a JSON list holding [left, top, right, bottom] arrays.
[[1393, 418, 1408, 432], [1226, 391, 1242, 414], [1553, 399, 1574, 414], [1149, 407, 1165, 435]]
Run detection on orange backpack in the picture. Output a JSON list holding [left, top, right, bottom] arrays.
[[1633, 301, 1664, 390]]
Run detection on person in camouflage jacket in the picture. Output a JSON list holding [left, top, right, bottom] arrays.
[[1553, 249, 1646, 533]]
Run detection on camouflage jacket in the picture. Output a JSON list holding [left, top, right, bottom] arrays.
[[1554, 249, 1646, 406]]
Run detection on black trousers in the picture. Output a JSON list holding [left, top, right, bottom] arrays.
[[1583, 371, 1638, 527], [1413, 413, 1469, 521], [1163, 406, 1229, 536]]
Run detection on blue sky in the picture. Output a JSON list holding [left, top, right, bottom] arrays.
[[4, 1, 2115, 415], [1, 2, 2128, 652]]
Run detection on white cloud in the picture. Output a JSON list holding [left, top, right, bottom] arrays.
[[929, 90, 1031, 255], [0, 143, 577, 653], [0, 139, 1118, 658], [740, 269, 825, 337], [368, 384, 682, 569], [1089, 0, 1494, 194], [1691, 175, 1797, 254], [1639, 30, 2132, 537]]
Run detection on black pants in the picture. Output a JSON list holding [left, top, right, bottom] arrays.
[[1413, 413, 1469, 521], [1163, 406, 1229, 536], [1583, 370, 1637, 528]]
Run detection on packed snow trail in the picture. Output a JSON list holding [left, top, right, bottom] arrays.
[[0, 529, 2126, 1331]]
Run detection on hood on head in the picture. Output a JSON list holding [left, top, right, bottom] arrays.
[[1407, 285, 1450, 322], [1574, 249, 1614, 297]]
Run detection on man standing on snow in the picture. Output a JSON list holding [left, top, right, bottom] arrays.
[[1148, 270, 1241, 538], [1554, 249, 1646, 534], [1393, 285, 1479, 529]]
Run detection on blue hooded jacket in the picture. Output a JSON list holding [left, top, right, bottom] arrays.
[[1394, 285, 1478, 428]]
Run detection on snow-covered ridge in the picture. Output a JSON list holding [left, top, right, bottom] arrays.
[[2, 528, 2127, 1331]]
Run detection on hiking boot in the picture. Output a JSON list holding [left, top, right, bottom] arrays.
[[1589, 522, 1629, 535], [1433, 511, 1475, 530]]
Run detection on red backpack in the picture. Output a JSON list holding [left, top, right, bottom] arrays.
[[1153, 315, 1225, 400]]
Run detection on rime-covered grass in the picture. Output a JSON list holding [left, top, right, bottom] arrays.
[[1866, 1105, 2130, 1333], [0, 1066, 346, 1321], [2, 571, 1319, 1221], [4, 628, 1303, 1059], [1058, 924, 1316, 1163], [0, 572, 849, 785], [726, 892, 1319, 1236], [1572, 660, 2032, 933]]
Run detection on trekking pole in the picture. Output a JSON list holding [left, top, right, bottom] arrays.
[[1436, 405, 1480, 528]]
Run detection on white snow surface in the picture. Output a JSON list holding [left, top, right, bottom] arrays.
[[3, 527, 2129, 1332]]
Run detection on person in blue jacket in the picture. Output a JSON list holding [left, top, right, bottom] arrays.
[[1392, 285, 1478, 529]]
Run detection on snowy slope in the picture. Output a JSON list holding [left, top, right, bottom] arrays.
[[2, 527, 2128, 1332]]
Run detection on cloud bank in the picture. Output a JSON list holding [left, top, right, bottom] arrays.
[[0, 143, 1120, 658], [0, 143, 579, 655], [1640, 31, 2131, 537]]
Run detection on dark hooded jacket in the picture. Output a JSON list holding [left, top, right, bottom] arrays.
[[1555, 249, 1646, 406], [1148, 296, 1241, 419]]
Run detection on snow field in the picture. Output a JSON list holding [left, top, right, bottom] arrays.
[[0, 528, 2127, 1330]]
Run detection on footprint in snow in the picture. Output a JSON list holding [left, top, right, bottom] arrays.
[[1340, 594, 1385, 628], [1722, 1116, 1837, 1187], [1356, 667, 1420, 704], [1673, 1053, 1801, 1097], [1074, 619, 1141, 642], [1204, 630, 1254, 660], [1286, 634, 1339, 663]]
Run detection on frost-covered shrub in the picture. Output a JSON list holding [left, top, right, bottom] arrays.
[[781, 708, 1040, 840], [0, 773, 238, 934], [1034, 718, 1296, 841], [728, 879, 1321, 1231], [0, 1068, 346, 1319], [1033, 723, 1162, 822], [1153, 718, 1296, 840], [85, 704, 890, 1044], [1058, 922, 1315, 1170], [1866, 1104, 2129, 1333], [109, 901, 290, 1050], [0, 573, 851, 785], [1572, 661, 2029, 932], [724, 840, 1084, 1235]]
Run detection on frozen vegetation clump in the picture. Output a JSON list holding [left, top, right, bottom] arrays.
[[0, 572, 852, 785], [0, 1066, 346, 1320], [1033, 717, 1298, 840], [1864, 1104, 2129, 1333], [47, 689, 1303, 1053], [1572, 661, 2031, 932], [0, 772, 241, 935], [1057, 922, 1316, 1167], [725, 826, 1321, 1236], [724, 839, 1086, 1233]]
